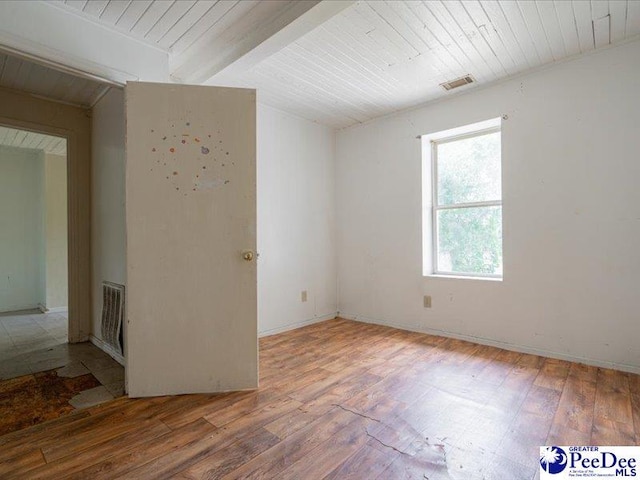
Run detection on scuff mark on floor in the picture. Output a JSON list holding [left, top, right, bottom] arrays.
[[365, 427, 409, 455], [332, 403, 381, 422], [335, 402, 455, 479]]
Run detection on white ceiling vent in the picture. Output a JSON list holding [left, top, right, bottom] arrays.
[[440, 75, 475, 91]]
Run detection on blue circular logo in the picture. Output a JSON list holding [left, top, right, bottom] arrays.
[[540, 446, 568, 474]]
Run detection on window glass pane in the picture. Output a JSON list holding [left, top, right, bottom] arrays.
[[436, 206, 502, 275], [437, 131, 501, 205]]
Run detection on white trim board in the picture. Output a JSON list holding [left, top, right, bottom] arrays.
[[89, 334, 125, 366], [45, 306, 68, 314], [0, 34, 136, 87], [259, 312, 337, 338], [339, 313, 640, 376], [0, 304, 40, 314]]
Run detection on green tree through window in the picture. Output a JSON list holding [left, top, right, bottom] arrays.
[[433, 128, 502, 277]]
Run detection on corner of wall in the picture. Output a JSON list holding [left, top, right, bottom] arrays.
[[90, 87, 126, 344], [257, 103, 338, 334]]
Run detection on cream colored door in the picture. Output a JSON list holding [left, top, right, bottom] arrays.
[[125, 82, 257, 397]]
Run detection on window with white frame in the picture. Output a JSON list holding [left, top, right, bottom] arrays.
[[426, 120, 503, 278]]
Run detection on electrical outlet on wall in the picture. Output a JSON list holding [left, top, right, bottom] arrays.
[[423, 295, 432, 308], [301, 290, 308, 303]]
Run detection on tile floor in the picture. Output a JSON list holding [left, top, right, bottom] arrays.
[[0, 309, 124, 408]]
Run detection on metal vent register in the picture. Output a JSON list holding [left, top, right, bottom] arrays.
[[101, 281, 125, 355], [440, 75, 475, 91]]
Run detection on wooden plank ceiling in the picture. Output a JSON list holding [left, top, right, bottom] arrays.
[[0, 53, 108, 108], [53, 0, 267, 56], [0, 125, 67, 156], [212, 0, 640, 128], [48, 1, 640, 128]]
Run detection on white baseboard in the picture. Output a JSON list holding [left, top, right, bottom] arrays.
[[38, 304, 69, 314], [89, 334, 125, 366], [339, 312, 640, 376], [1, 304, 65, 314], [259, 312, 337, 338], [0, 304, 39, 314], [45, 306, 68, 314]]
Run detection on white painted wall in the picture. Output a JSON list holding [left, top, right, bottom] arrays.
[[257, 104, 337, 335], [336, 40, 640, 373], [91, 97, 336, 350], [0, 1, 168, 83], [44, 153, 68, 310], [91, 88, 126, 341], [0, 146, 44, 312]]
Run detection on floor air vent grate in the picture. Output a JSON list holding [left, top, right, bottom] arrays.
[[101, 281, 125, 356]]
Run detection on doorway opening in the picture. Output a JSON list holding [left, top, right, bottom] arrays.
[[0, 51, 126, 435], [0, 126, 69, 378]]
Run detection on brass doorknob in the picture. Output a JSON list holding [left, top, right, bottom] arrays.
[[242, 251, 254, 261]]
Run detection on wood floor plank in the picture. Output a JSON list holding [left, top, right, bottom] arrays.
[[261, 398, 333, 440], [0, 449, 45, 478], [460, 406, 514, 452], [591, 417, 637, 445], [491, 364, 538, 412], [65, 418, 218, 480], [288, 365, 377, 404], [594, 367, 633, 425], [547, 422, 591, 446], [1, 318, 638, 479], [202, 392, 290, 426], [498, 410, 554, 469], [521, 385, 562, 420], [631, 392, 640, 438], [325, 443, 398, 480], [221, 407, 360, 480], [533, 358, 571, 391], [203, 396, 303, 435], [124, 397, 302, 478], [0, 409, 90, 449], [159, 391, 258, 430], [0, 393, 181, 461], [268, 366, 334, 394], [85, 395, 135, 415], [568, 362, 599, 383], [13, 420, 170, 479], [483, 454, 536, 480], [41, 418, 166, 463], [474, 348, 521, 385], [277, 414, 374, 480], [374, 451, 446, 480], [137, 428, 280, 479], [552, 375, 596, 434]]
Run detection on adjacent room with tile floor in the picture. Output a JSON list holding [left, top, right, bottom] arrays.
[[0, 309, 124, 432]]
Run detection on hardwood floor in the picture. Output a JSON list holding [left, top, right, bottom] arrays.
[[1, 318, 638, 479]]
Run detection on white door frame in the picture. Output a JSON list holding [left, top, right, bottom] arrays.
[[0, 86, 92, 342]]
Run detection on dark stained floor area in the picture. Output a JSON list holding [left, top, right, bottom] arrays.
[[1, 318, 638, 479], [0, 370, 101, 436]]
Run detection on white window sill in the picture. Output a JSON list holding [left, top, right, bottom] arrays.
[[425, 274, 503, 282]]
